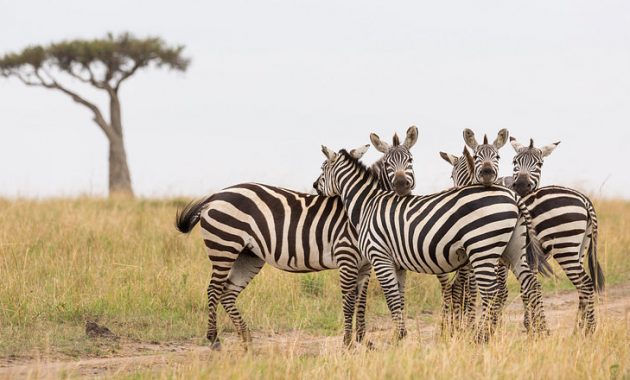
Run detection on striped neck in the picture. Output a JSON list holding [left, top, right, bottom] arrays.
[[334, 151, 383, 227]]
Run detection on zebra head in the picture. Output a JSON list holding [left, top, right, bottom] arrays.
[[369, 126, 418, 196], [510, 137, 560, 196], [439, 146, 474, 187], [463, 128, 509, 186], [316, 144, 370, 197]]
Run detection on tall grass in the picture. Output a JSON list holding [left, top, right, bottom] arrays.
[[0, 197, 628, 364]]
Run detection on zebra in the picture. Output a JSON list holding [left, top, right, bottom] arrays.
[[511, 137, 604, 333], [434, 129, 550, 334], [175, 127, 418, 349], [438, 144, 532, 331], [315, 140, 548, 342], [441, 136, 604, 334]]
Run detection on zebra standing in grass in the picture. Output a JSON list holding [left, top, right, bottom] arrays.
[[435, 129, 549, 334], [315, 140, 548, 342], [510, 137, 603, 333], [176, 127, 418, 349], [442, 136, 604, 334]]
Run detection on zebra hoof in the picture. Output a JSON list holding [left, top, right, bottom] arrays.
[[363, 340, 376, 350], [396, 329, 408, 341], [211, 340, 222, 351]]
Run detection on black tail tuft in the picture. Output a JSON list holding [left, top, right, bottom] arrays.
[[526, 236, 553, 277], [175, 197, 211, 234], [587, 236, 605, 293]]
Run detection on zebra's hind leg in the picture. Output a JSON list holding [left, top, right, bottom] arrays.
[[355, 263, 372, 347], [206, 265, 232, 350], [451, 264, 478, 333], [220, 249, 265, 349], [555, 255, 597, 334], [338, 260, 360, 348], [372, 258, 407, 341], [469, 253, 502, 343], [436, 273, 454, 335], [465, 270, 478, 329], [396, 269, 407, 321], [495, 262, 509, 323], [503, 242, 548, 337]]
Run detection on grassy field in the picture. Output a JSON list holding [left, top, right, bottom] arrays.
[[0, 197, 629, 379]]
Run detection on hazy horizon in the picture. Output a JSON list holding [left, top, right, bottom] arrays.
[[2, 1, 629, 199]]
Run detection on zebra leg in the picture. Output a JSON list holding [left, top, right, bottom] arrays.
[[396, 268, 407, 320], [220, 249, 264, 349], [453, 264, 478, 332], [555, 255, 597, 334], [372, 259, 407, 340], [495, 262, 509, 318], [469, 252, 501, 343], [355, 263, 372, 346], [465, 269, 478, 329], [338, 260, 360, 348], [502, 230, 548, 337], [206, 264, 233, 350], [436, 273, 454, 335]]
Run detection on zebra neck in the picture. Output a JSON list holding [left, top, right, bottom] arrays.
[[336, 162, 380, 228]]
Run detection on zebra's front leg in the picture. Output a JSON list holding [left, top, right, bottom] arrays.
[[355, 263, 372, 347], [338, 262, 360, 348], [373, 260, 407, 341]]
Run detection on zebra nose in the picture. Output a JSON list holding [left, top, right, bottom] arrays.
[[312, 181, 318, 189], [514, 180, 532, 196], [480, 167, 494, 177]]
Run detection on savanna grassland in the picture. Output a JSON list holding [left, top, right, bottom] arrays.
[[0, 197, 629, 379]]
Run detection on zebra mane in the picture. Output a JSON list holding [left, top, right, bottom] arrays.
[[369, 154, 385, 178], [339, 149, 377, 179]]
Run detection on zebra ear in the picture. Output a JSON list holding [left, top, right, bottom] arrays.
[[350, 144, 370, 160], [541, 141, 560, 157], [404, 125, 418, 149], [463, 147, 475, 174], [493, 128, 509, 149], [463, 129, 478, 150], [321, 145, 337, 161], [370, 133, 390, 153], [510, 136, 525, 152], [439, 152, 458, 166]]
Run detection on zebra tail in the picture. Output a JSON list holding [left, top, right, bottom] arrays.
[[175, 196, 212, 234], [517, 198, 553, 277], [585, 199, 605, 293]]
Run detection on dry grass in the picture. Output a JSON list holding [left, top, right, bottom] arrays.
[[0, 197, 629, 379]]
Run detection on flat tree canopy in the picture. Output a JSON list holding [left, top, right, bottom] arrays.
[[0, 33, 190, 196]]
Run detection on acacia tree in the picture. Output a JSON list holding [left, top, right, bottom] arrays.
[[0, 33, 189, 197]]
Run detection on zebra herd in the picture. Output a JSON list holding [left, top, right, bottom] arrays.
[[176, 127, 604, 349]]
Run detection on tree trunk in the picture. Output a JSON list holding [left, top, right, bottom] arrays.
[[108, 135, 133, 197], [107, 91, 133, 197]]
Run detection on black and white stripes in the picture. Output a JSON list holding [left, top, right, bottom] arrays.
[[176, 128, 417, 349], [315, 144, 547, 342]]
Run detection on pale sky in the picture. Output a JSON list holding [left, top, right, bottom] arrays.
[[1, 0, 629, 199]]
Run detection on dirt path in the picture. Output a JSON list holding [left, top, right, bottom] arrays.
[[2, 282, 629, 379]]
